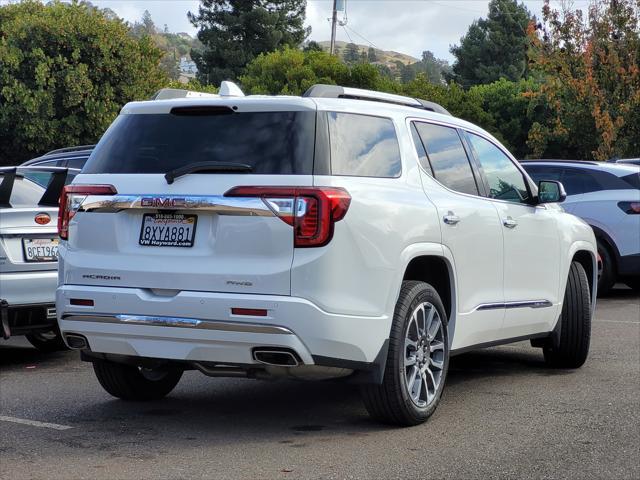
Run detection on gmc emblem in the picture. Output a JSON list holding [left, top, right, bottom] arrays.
[[141, 197, 187, 208]]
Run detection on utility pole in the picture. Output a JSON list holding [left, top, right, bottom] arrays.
[[329, 0, 338, 55]]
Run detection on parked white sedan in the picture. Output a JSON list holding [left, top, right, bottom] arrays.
[[0, 166, 77, 351]]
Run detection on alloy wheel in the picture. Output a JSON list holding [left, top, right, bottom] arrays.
[[404, 302, 446, 408]]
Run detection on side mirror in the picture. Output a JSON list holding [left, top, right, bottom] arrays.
[[538, 180, 567, 204]]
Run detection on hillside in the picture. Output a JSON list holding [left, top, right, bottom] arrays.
[[317, 41, 418, 66]]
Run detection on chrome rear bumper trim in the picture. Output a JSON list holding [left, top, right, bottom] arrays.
[[61, 314, 293, 335], [80, 195, 273, 217]]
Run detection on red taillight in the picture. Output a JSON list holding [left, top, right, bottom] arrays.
[[58, 185, 116, 240], [224, 186, 351, 247]]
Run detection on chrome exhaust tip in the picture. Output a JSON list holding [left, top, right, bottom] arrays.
[[252, 348, 300, 367], [64, 333, 89, 350]]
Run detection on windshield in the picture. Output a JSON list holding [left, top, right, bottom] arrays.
[[83, 111, 317, 175]]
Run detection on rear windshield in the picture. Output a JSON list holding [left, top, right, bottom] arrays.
[[83, 111, 316, 174]]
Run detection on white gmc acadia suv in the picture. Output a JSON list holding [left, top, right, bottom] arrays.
[[57, 83, 597, 426]]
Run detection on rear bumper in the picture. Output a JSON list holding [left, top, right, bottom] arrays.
[[56, 285, 391, 369], [0, 270, 57, 305]]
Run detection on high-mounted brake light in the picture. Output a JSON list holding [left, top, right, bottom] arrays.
[[224, 186, 351, 247], [58, 185, 116, 240]]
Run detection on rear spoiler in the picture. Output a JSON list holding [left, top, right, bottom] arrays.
[[0, 166, 80, 208]]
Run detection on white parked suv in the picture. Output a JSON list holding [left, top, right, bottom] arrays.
[[57, 84, 597, 425]]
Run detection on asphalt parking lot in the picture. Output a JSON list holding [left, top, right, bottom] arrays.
[[1, 288, 638, 480]]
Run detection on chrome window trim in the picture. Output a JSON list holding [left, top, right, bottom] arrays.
[[79, 195, 274, 217], [62, 314, 294, 335]]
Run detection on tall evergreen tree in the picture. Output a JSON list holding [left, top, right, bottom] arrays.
[[189, 0, 310, 85], [450, 0, 533, 87], [344, 42, 360, 63]]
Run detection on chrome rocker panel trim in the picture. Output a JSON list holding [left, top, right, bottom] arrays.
[[475, 300, 553, 311], [61, 314, 294, 335]]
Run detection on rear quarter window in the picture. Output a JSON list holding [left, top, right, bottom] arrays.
[[327, 112, 401, 178]]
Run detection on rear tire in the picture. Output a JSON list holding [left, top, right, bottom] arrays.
[[93, 360, 183, 401], [361, 281, 449, 426], [596, 239, 615, 296], [544, 261, 591, 368], [25, 329, 68, 353]]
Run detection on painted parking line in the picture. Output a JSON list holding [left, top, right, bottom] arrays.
[[0, 415, 73, 431]]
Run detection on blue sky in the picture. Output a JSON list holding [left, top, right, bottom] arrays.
[[87, 1, 591, 62]]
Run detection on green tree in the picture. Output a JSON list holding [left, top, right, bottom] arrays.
[[450, 0, 533, 87], [344, 43, 361, 63], [303, 40, 323, 52], [471, 78, 541, 158], [527, 0, 640, 160], [240, 47, 389, 95], [0, 0, 166, 165], [240, 47, 350, 95], [189, 0, 310, 85], [401, 51, 451, 85], [367, 47, 378, 62]]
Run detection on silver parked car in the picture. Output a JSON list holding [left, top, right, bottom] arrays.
[[0, 166, 78, 351]]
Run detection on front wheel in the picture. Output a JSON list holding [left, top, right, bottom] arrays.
[[93, 360, 183, 401], [544, 261, 592, 368], [361, 281, 449, 426]]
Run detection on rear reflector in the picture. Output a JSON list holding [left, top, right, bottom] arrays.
[[224, 186, 351, 247], [70, 299, 94, 307], [231, 308, 268, 317]]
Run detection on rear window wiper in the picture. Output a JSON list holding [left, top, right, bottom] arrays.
[[165, 161, 252, 184]]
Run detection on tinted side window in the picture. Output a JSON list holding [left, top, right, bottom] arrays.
[[560, 169, 599, 195], [468, 133, 530, 203], [67, 157, 88, 169], [328, 112, 401, 178], [414, 123, 479, 195], [523, 166, 563, 184]]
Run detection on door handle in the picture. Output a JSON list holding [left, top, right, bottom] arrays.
[[443, 213, 460, 225], [503, 217, 518, 229]]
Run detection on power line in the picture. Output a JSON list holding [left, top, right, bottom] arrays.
[[344, 24, 380, 51]]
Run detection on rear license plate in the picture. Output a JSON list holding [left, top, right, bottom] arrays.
[[23, 238, 59, 262], [139, 213, 197, 247]]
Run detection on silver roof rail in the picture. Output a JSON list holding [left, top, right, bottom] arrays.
[[302, 84, 451, 116]]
